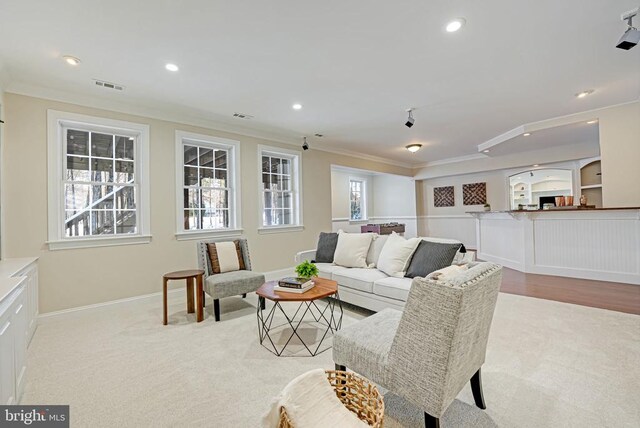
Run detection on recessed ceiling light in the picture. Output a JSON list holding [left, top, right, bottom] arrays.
[[446, 18, 466, 32], [63, 55, 81, 66], [483, 149, 490, 153], [587, 119, 598, 124], [406, 144, 422, 153], [533, 164, 539, 167], [523, 133, 531, 136], [575, 89, 594, 98], [292, 103, 302, 110], [165, 63, 179, 72]]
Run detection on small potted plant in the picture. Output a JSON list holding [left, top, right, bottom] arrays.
[[483, 203, 491, 212], [295, 260, 319, 279]]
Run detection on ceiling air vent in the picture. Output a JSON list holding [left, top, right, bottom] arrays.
[[93, 79, 125, 91], [233, 112, 254, 120]]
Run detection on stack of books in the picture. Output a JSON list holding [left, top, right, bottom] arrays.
[[274, 277, 315, 293]]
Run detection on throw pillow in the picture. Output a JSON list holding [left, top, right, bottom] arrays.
[[405, 240, 462, 279], [426, 264, 469, 281], [333, 232, 374, 268], [315, 232, 339, 263], [376, 232, 421, 278], [366, 234, 388, 267], [208, 240, 245, 274]]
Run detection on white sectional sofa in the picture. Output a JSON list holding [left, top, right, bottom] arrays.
[[295, 237, 475, 312]]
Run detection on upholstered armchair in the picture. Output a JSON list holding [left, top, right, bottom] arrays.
[[333, 262, 502, 427], [197, 238, 265, 321]]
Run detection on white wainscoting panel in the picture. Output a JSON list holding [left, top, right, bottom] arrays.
[[477, 214, 525, 270], [421, 215, 477, 248]]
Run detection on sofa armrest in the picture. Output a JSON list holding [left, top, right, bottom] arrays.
[[295, 249, 316, 264]]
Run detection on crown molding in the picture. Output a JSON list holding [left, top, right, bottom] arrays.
[[5, 80, 413, 170]]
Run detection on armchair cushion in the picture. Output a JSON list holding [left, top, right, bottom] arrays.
[[333, 308, 401, 386], [204, 270, 265, 300]]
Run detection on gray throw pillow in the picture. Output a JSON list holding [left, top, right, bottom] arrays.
[[405, 240, 462, 278], [315, 232, 339, 263]]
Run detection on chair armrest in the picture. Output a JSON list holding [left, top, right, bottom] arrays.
[[295, 249, 317, 264]]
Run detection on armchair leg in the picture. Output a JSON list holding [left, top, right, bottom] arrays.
[[470, 368, 486, 410], [242, 293, 247, 298], [424, 413, 440, 428], [213, 299, 220, 322], [335, 364, 346, 371], [202, 291, 206, 308]]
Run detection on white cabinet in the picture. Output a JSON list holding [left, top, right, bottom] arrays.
[[0, 283, 25, 405], [13, 263, 38, 344]]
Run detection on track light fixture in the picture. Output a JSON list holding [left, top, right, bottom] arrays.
[[302, 136, 309, 151], [405, 109, 415, 128], [617, 8, 640, 50]]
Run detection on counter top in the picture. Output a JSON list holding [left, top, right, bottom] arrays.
[[0, 258, 38, 304], [467, 207, 640, 214]]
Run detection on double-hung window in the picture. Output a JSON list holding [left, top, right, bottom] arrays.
[[350, 179, 366, 221], [259, 146, 302, 232], [47, 110, 150, 250], [176, 131, 241, 239]]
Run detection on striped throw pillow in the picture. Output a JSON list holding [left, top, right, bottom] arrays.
[[207, 241, 246, 274]]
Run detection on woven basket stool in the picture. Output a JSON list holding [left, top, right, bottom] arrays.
[[278, 370, 384, 428]]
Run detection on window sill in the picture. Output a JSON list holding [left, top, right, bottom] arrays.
[[175, 229, 244, 241], [257, 225, 304, 234], [47, 235, 152, 251]]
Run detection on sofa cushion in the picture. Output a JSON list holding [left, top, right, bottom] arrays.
[[405, 240, 462, 278], [333, 232, 374, 268], [315, 232, 339, 263], [332, 267, 388, 293], [315, 263, 343, 280], [376, 232, 421, 278], [373, 276, 413, 301], [366, 235, 388, 267]]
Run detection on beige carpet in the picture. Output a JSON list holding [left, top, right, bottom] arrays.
[[23, 291, 640, 427]]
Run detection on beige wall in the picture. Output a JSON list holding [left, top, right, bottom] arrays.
[[330, 169, 374, 220], [598, 102, 640, 207], [2, 93, 411, 313]]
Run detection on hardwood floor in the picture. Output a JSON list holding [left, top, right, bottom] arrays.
[[499, 267, 640, 315]]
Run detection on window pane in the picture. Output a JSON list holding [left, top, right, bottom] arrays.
[[91, 133, 113, 158], [115, 211, 136, 234], [262, 156, 270, 173], [115, 136, 134, 160], [271, 157, 281, 174], [202, 209, 229, 229], [214, 169, 227, 187], [66, 156, 90, 181], [184, 188, 200, 209], [115, 160, 134, 183], [94, 194, 114, 210], [274, 175, 290, 191], [215, 151, 227, 169], [283, 209, 292, 225], [184, 166, 198, 185], [184, 146, 198, 166], [213, 189, 228, 209], [282, 193, 292, 209], [199, 168, 214, 187], [115, 186, 136, 209], [92, 185, 113, 203], [65, 184, 91, 210], [282, 159, 290, 175], [264, 192, 274, 210], [92, 158, 113, 182], [199, 148, 214, 168], [65, 211, 90, 237], [262, 173, 270, 190], [67, 130, 89, 156], [183, 210, 200, 230], [91, 210, 115, 235]]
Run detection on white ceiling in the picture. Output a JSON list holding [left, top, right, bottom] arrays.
[[0, 0, 638, 166]]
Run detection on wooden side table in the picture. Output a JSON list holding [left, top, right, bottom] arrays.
[[163, 269, 205, 325]]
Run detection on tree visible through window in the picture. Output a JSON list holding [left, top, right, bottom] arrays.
[[350, 179, 366, 220], [64, 129, 137, 237]]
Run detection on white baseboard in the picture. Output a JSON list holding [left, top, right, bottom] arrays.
[[39, 267, 295, 320]]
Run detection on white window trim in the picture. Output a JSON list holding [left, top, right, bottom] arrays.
[[174, 130, 242, 240], [257, 145, 303, 233], [46, 110, 151, 250], [349, 177, 368, 222]]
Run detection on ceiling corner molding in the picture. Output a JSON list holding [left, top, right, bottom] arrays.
[[414, 153, 487, 169], [5, 80, 413, 171]]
